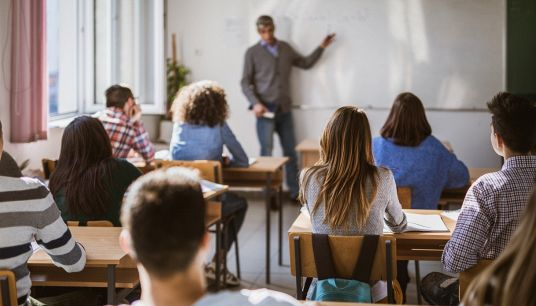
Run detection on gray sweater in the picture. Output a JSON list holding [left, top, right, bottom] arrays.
[[304, 167, 407, 235], [241, 41, 324, 113]]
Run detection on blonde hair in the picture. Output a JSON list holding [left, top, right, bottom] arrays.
[[299, 106, 378, 228], [462, 185, 536, 306]]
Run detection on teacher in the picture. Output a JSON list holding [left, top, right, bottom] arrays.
[[241, 15, 335, 200]]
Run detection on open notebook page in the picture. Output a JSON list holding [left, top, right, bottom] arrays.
[[384, 213, 449, 233]]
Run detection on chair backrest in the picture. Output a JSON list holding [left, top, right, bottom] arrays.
[[459, 260, 493, 299], [67, 220, 114, 227], [396, 187, 412, 210], [289, 232, 397, 281], [0, 270, 17, 306], [42, 158, 58, 180], [155, 160, 223, 183]]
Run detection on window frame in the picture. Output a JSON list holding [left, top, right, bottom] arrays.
[[49, 0, 166, 121]]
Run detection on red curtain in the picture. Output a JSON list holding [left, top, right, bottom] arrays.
[[10, 0, 47, 143]]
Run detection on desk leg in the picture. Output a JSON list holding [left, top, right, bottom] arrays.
[[107, 265, 116, 305], [265, 173, 273, 284], [278, 185, 283, 266]]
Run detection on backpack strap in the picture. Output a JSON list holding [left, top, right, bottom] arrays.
[[312, 233, 337, 280], [352, 235, 379, 283]]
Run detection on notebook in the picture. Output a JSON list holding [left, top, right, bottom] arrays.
[[384, 213, 449, 233]]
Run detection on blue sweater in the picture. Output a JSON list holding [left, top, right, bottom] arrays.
[[372, 136, 469, 209], [170, 122, 249, 167]]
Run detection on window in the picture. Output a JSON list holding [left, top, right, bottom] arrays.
[[47, 0, 81, 117], [47, 0, 165, 118]]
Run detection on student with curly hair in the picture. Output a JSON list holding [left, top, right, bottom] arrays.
[[170, 80, 248, 167], [170, 80, 248, 286]]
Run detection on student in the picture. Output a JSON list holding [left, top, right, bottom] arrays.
[[96, 84, 155, 162], [372, 92, 469, 298], [169, 80, 248, 286], [462, 185, 536, 306], [118, 167, 301, 306], [0, 120, 86, 305], [170, 80, 248, 167], [300, 106, 407, 235], [373, 92, 469, 210], [49, 116, 141, 226], [299, 106, 406, 301], [421, 92, 536, 305]]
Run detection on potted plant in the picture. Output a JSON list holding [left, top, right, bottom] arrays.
[[159, 33, 190, 143]]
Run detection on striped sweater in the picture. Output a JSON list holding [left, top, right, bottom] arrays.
[[0, 176, 86, 305]]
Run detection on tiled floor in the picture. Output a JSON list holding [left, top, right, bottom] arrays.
[[208, 194, 453, 305]]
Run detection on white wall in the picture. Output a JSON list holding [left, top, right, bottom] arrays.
[[167, 0, 501, 168], [0, 0, 501, 171]]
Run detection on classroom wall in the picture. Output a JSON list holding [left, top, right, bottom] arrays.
[[167, 0, 501, 168], [0, 0, 502, 171]]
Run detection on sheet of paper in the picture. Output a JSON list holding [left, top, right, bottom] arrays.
[[248, 157, 257, 166], [441, 210, 461, 222], [200, 180, 226, 193], [384, 213, 449, 233], [31, 241, 41, 253], [405, 213, 448, 232]]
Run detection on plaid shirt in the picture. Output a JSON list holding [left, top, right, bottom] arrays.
[[97, 107, 155, 162], [442, 155, 536, 273]]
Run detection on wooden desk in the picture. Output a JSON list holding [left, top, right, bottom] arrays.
[[223, 156, 289, 284], [288, 209, 456, 261], [28, 227, 132, 304], [295, 139, 321, 169]]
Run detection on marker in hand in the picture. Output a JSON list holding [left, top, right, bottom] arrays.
[[321, 33, 336, 48]]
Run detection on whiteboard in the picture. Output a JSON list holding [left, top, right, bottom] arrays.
[[248, 0, 505, 110]]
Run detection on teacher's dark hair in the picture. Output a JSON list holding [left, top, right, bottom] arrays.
[[380, 92, 432, 147], [256, 15, 274, 28], [49, 116, 116, 217]]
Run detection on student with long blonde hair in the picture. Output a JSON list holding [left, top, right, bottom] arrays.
[[463, 185, 536, 306], [300, 106, 407, 235]]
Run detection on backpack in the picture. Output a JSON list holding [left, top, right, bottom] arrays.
[[309, 234, 379, 303]]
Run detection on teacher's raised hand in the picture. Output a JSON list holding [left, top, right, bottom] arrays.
[[320, 33, 336, 49]]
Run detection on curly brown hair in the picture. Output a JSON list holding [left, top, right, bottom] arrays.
[[171, 81, 229, 127]]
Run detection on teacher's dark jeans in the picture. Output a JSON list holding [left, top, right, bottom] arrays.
[[256, 111, 299, 197]]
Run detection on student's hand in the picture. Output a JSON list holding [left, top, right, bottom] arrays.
[[320, 33, 336, 49], [129, 103, 142, 122], [252, 103, 268, 118]]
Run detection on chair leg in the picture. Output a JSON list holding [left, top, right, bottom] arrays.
[[293, 236, 303, 300], [385, 240, 394, 304], [415, 260, 422, 305]]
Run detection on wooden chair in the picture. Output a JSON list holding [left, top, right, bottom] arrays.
[[41, 159, 58, 180], [0, 270, 17, 306], [396, 187, 412, 210], [459, 260, 493, 300], [396, 186, 425, 304], [289, 232, 397, 303], [155, 160, 240, 288], [155, 160, 222, 183], [67, 220, 114, 227]]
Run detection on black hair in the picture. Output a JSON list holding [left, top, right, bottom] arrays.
[[487, 92, 536, 153], [105, 85, 134, 108]]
